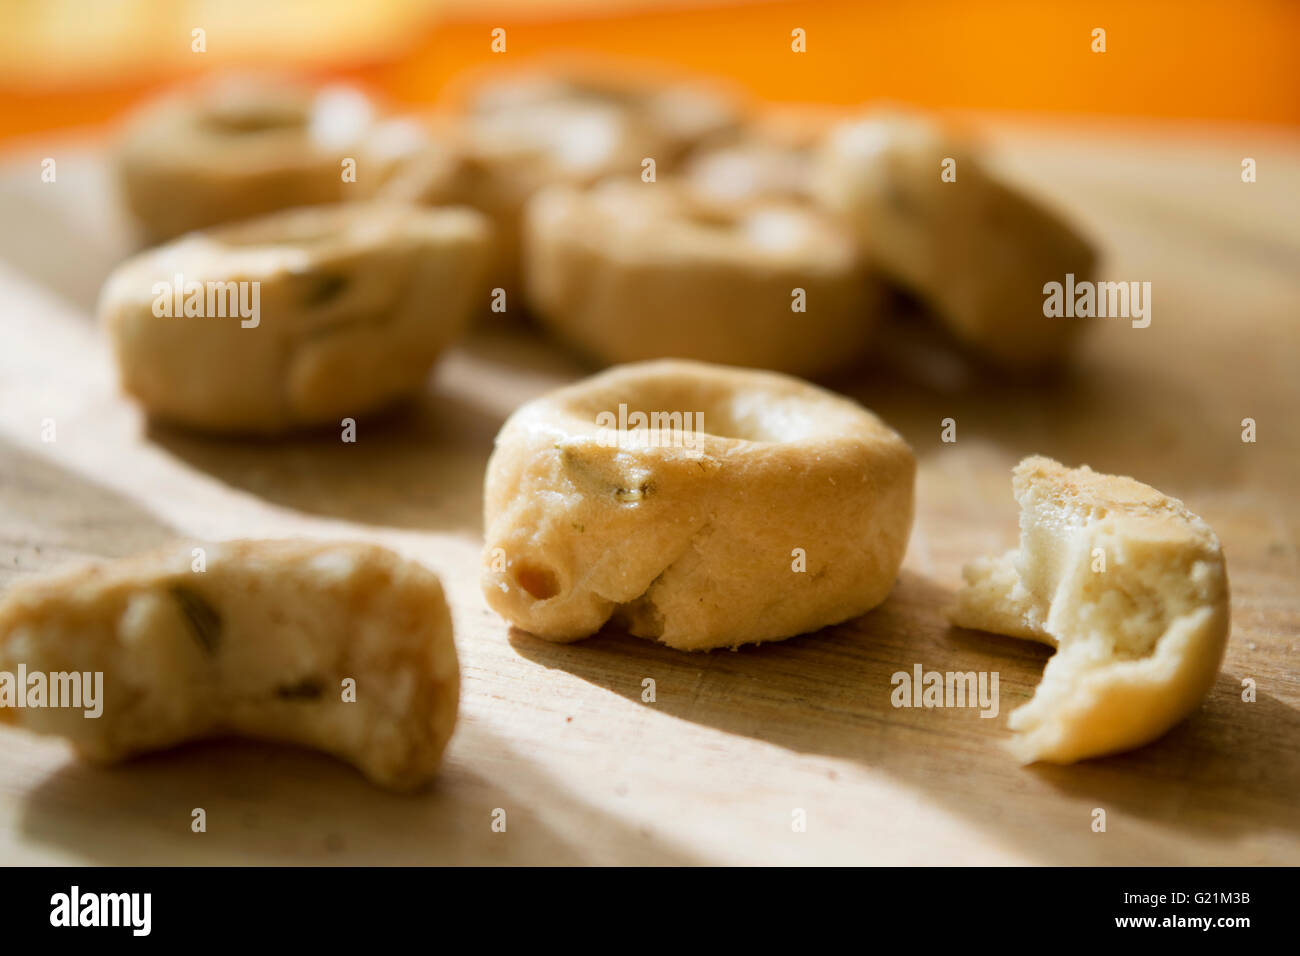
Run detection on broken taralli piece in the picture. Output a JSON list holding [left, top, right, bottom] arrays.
[[950, 456, 1230, 763], [99, 201, 489, 434], [0, 540, 459, 792], [482, 359, 916, 651]]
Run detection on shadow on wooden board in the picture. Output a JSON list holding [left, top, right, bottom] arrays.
[[140, 311, 1248, 553], [0, 440, 697, 865], [17, 719, 700, 866], [509, 569, 1300, 865], [144, 384, 502, 537]]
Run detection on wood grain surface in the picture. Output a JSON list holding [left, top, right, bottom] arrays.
[[0, 119, 1297, 865]]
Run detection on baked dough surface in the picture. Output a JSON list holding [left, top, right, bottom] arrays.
[[523, 180, 880, 377], [483, 359, 915, 651], [117, 75, 381, 240], [377, 67, 737, 299], [100, 201, 489, 434], [816, 111, 1097, 367]]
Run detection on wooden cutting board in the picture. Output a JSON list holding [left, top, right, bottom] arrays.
[[0, 118, 1297, 865]]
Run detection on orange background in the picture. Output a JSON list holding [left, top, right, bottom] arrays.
[[1, 0, 1297, 140]]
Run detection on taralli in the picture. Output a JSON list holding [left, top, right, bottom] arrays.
[[683, 139, 816, 206], [374, 116, 549, 303], [463, 66, 738, 168], [99, 201, 489, 434], [950, 456, 1230, 763], [482, 359, 915, 651], [377, 67, 738, 299], [523, 180, 882, 377], [0, 540, 459, 791], [815, 111, 1097, 367], [117, 75, 382, 240], [681, 106, 837, 206]]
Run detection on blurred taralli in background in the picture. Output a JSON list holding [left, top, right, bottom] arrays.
[[116, 74, 390, 241], [99, 59, 1099, 437], [816, 111, 1097, 368], [375, 63, 740, 299], [522, 178, 882, 376], [99, 201, 490, 434]]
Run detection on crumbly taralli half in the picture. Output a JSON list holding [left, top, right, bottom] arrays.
[[0, 540, 459, 791], [950, 456, 1230, 763], [523, 180, 882, 377], [99, 201, 490, 434], [483, 359, 915, 651]]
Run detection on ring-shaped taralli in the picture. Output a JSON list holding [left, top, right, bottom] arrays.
[[523, 180, 883, 377], [116, 75, 381, 240], [679, 106, 836, 206], [682, 139, 816, 205], [462, 66, 738, 159], [815, 110, 1097, 368], [0, 541, 459, 792], [377, 69, 738, 301], [99, 201, 490, 434], [482, 359, 916, 651]]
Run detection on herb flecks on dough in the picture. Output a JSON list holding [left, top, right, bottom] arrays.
[[304, 272, 350, 306], [169, 584, 222, 654], [275, 678, 325, 700]]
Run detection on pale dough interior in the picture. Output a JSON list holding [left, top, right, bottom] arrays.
[[951, 456, 1230, 763]]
